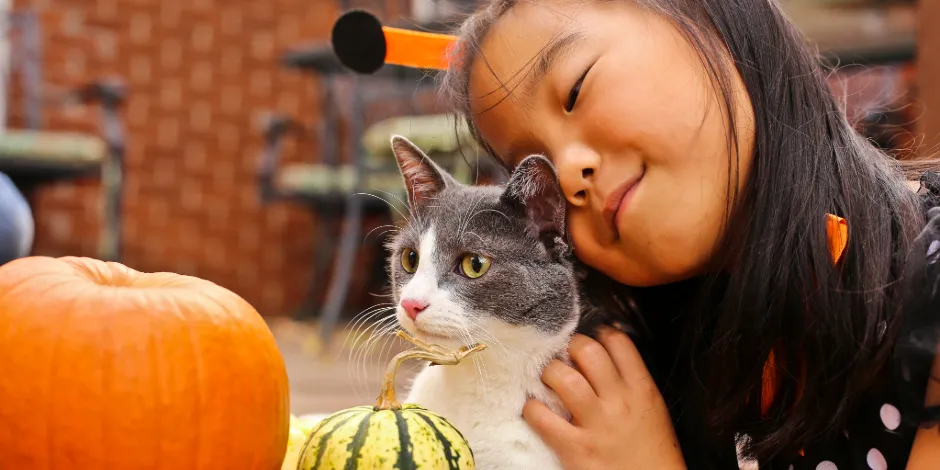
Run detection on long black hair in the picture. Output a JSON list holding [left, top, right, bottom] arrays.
[[441, 0, 935, 461]]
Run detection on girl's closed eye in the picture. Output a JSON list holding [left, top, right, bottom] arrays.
[[565, 64, 593, 112]]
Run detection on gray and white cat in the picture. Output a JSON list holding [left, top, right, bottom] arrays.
[[385, 135, 578, 470]]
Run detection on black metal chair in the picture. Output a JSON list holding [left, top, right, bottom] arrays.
[[255, 1, 505, 348], [0, 10, 128, 261]]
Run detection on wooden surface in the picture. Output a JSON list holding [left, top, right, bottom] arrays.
[[269, 317, 417, 415]]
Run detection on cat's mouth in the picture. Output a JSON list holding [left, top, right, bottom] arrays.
[[396, 307, 472, 347], [406, 323, 467, 346], [411, 326, 457, 342]]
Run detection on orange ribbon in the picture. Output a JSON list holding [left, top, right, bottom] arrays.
[[759, 213, 847, 416], [384, 27, 455, 71]]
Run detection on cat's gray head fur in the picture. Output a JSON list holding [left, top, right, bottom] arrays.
[[386, 135, 580, 349]]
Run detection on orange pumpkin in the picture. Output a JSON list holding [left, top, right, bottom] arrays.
[[0, 256, 290, 469]]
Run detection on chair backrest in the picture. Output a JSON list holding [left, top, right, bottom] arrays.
[[323, 0, 495, 191]]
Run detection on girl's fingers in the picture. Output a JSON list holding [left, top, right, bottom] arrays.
[[595, 326, 653, 385], [522, 398, 579, 450], [567, 334, 626, 398], [541, 359, 599, 422]]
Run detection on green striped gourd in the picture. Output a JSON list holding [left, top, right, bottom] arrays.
[[297, 331, 485, 470]]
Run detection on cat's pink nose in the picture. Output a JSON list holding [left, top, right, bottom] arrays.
[[401, 298, 429, 320]]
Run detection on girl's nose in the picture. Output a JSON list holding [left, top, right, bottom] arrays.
[[554, 145, 599, 207]]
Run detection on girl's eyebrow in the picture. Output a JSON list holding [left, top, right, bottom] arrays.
[[521, 31, 587, 100]]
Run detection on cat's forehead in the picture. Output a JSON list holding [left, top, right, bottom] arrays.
[[405, 185, 517, 239]]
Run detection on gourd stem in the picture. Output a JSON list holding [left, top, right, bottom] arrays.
[[374, 349, 438, 410], [374, 330, 487, 411]]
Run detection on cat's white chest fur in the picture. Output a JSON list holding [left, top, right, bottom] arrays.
[[404, 325, 571, 470]]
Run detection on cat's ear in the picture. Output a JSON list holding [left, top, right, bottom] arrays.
[[391, 135, 456, 205], [501, 155, 568, 251]]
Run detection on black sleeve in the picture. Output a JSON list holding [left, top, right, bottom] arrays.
[[893, 171, 940, 430]]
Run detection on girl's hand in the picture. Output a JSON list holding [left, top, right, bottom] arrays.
[[523, 327, 686, 470]]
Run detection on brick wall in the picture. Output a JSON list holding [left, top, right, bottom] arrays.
[[13, 0, 424, 317], [918, 0, 940, 154]]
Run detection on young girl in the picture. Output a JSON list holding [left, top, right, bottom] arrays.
[[437, 0, 940, 468]]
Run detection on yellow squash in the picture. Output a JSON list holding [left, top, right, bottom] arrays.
[[284, 414, 324, 470]]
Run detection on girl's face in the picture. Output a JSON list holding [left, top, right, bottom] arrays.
[[467, 0, 756, 286]]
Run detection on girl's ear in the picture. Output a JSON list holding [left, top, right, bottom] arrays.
[[501, 155, 568, 252], [391, 135, 456, 205]]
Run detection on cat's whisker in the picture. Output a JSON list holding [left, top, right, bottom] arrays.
[[467, 208, 512, 226], [357, 319, 402, 395], [419, 191, 443, 215], [457, 324, 490, 397], [343, 303, 394, 337], [360, 317, 398, 356], [350, 315, 399, 393], [343, 305, 396, 360], [374, 227, 401, 239], [349, 318, 391, 387], [453, 191, 514, 248], [472, 355, 487, 392], [465, 231, 485, 245], [406, 180, 426, 225], [475, 333, 516, 361], [465, 344, 487, 394], [372, 188, 425, 227], [456, 192, 485, 242], [369, 189, 411, 216], [364, 224, 401, 243], [353, 331, 393, 396], [463, 327, 505, 363], [462, 324, 550, 402], [468, 323, 538, 363], [344, 316, 392, 361], [345, 303, 395, 332], [374, 321, 407, 385], [351, 192, 409, 221]]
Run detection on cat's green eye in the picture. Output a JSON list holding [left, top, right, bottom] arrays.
[[401, 248, 419, 273], [460, 254, 491, 279]]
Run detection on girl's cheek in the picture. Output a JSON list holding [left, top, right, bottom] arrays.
[[566, 216, 591, 257], [567, 216, 607, 269]]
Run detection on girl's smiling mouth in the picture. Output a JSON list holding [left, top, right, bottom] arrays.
[[602, 165, 646, 237]]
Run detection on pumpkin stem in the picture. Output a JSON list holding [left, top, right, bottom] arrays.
[[374, 330, 487, 411]]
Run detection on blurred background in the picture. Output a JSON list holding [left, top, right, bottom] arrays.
[[0, 0, 935, 416]]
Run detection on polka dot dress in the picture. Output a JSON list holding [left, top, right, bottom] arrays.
[[779, 395, 918, 469]]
